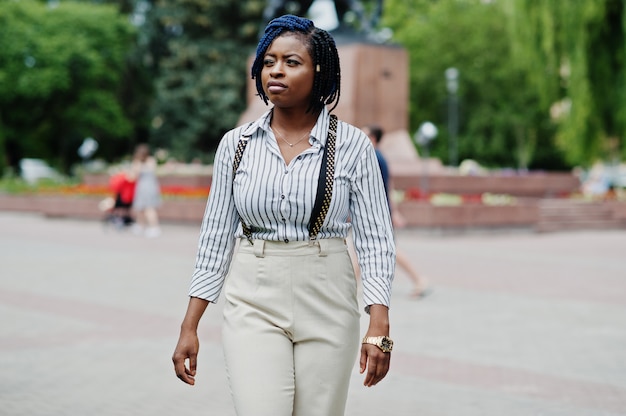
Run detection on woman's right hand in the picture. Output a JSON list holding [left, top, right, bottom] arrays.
[[172, 297, 209, 385], [172, 328, 200, 385]]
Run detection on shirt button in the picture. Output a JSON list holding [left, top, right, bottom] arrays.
[[281, 195, 285, 199], [284, 170, 288, 174], [284, 238, 289, 243], [281, 218, 286, 222]]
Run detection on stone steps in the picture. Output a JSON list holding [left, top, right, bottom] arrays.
[[535, 199, 626, 232]]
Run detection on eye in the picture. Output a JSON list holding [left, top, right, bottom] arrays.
[[286, 59, 300, 66], [263, 58, 275, 66]]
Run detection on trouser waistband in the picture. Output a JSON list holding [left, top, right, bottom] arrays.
[[238, 238, 347, 258]]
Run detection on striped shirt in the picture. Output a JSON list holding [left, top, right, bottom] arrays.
[[189, 107, 395, 310]]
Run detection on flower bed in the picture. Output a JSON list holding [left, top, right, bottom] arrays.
[[397, 188, 519, 207], [24, 183, 211, 200], [0, 181, 210, 224]]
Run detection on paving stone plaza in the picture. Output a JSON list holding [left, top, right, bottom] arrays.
[[1, 212, 625, 416]]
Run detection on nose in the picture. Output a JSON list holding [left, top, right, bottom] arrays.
[[270, 61, 285, 77]]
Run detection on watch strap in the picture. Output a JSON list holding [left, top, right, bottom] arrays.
[[362, 335, 393, 352]]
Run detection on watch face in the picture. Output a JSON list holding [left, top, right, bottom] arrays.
[[380, 337, 393, 352]]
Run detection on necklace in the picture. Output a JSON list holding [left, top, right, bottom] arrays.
[[272, 126, 311, 147]]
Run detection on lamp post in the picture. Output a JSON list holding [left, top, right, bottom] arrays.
[[414, 121, 438, 195], [445, 67, 459, 167]]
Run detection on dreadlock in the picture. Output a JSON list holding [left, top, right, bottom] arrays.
[[251, 14, 341, 113]]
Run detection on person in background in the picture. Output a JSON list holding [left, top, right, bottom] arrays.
[[362, 124, 431, 298], [128, 143, 162, 238], [172, 14, 395, 416], [104, 170, 136, 228]]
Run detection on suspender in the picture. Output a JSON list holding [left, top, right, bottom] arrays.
[[232, 114, 338, 245], [232, 129, 253, 242], [308, 114, 337, 241]]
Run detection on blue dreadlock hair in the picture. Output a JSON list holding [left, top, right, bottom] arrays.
[[251, 14, 341, 113]]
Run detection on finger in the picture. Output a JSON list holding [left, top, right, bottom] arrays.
[[189, 354, 197, 376], [180, 373, 196, 385], [364, 362, 376, 387], [362, 345, 377, 386], [179, 371, 195, 385], [359, 347, 368, 374], [363, 349, 390, 387], [366, 355, 382, 386], [173, 362, 193, 384], [372, 365, 387, 385], [178, 364, 196, 385], [371, 354, 390, 385], [172, 353, 196, 385]]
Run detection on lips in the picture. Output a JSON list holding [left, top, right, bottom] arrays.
[[267, 81, 287, 93]]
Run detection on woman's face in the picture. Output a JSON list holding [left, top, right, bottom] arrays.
[[261, 33, 314, 110]]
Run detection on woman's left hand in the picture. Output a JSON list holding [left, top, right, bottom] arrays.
[[359, 342, 391, 386], [359, 304, 391, 387]]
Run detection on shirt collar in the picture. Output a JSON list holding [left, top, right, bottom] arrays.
[[241, 111, 269, 137], [246, 107, 332, 148], [310, 107, 331, 148]]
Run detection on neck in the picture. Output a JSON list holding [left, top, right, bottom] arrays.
[[271, 107, 320, 131]]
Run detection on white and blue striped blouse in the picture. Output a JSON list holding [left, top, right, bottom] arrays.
[[189, 107, 395, 310]]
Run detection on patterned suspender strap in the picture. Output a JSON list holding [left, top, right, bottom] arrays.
[[232, 128, 254, 245], [308, 114, 337, 242]]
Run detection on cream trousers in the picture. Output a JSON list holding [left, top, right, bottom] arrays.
[[222, 238, 360, 416]]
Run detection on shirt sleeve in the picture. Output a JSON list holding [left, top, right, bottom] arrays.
[[349, 138, 396, 311], [188, 130, 241, 302]]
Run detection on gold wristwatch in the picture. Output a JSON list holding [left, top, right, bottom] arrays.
[[362, 335, 394, 353]]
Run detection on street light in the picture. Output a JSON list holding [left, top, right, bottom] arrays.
[[414, 121, 438, 195], [445, 67, 459, 167]]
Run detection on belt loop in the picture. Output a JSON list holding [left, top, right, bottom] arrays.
[[318, 239, 328, 257], [253, 239, 265, 258]]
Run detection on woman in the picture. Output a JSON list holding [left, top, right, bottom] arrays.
[[129, 143, 162, 237], [172, 15, 395, 416]]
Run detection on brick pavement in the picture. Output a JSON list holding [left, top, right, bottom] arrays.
[[1, 212, 625, 416]]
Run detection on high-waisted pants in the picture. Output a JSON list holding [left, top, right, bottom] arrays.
[[222, 238, 360, 416]]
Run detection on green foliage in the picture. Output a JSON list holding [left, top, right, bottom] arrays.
[[2, 0, 622, 172], [0, 175, 77, 194], [506, 0, 626, 167], [0, 0, 137, 173], [383, 0, 566, 170], [148, 0, 265, 161]]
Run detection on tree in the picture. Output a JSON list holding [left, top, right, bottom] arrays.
[[505, 0, 626, 167], [0, 0, 138, 173], [147, 0, 265, 162], [382, 0, 567, 170]]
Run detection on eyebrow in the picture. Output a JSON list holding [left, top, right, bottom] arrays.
[[264, 52, 303, 60]]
